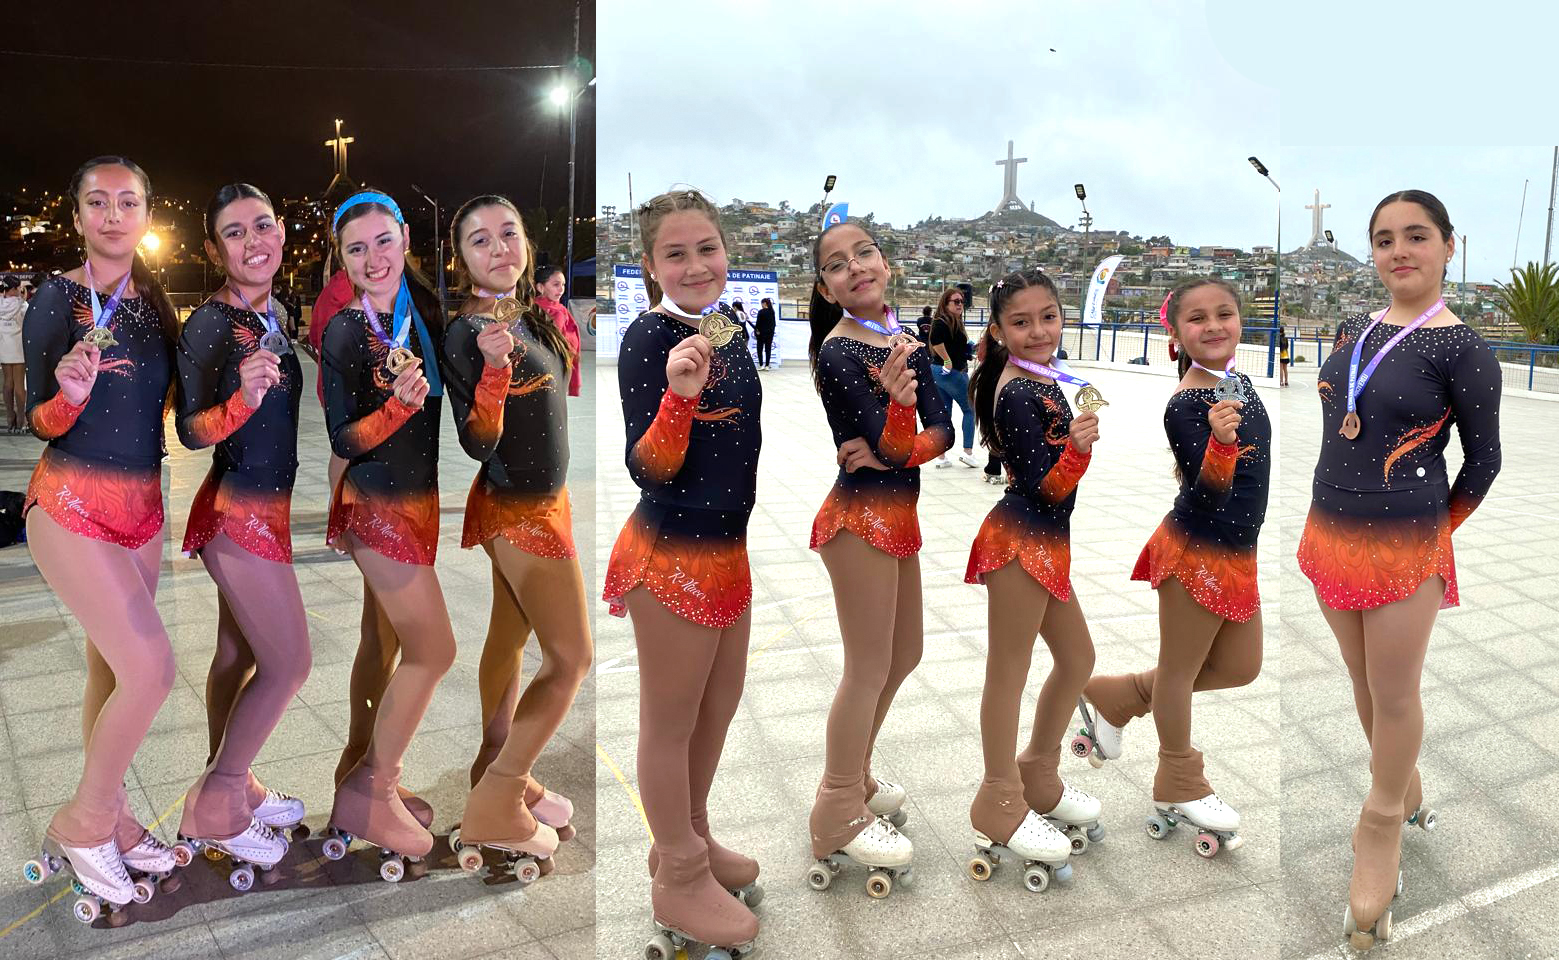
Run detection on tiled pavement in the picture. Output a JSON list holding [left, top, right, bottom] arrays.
[[1279, 364, 1559, 960], [594, 360, 1282, 959], [0, 353, 597, 960]]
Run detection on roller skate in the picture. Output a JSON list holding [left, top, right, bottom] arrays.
[[177, 819, 286, 893], [1343, 802, 1405, 952], [645, 846, 758, 960], [23, 836, 139, 925], [1040, 782, 1105, 855], [525, 779, 576, 842], [250, 775, 308, 839], [1070, 695, 1123, 768], [1404, 768, 1437, 833], [967, 810, 1074, 893], [119, 829, 185, 897], [1144, 793, 1243, 858], [450, 769, 558, 884], [648, 836, 763, 907], [866, 776, 909, 829], [320, 762, 432, 883], [807, 816, 914, 899]]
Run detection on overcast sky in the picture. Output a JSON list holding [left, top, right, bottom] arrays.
[[600, 0, 1279, 250]]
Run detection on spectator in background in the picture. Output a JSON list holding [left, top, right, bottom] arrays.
[[307, 265, 354, 402], [930, 286, 979, 468], [755, 297, 777, 368], [917, 305, 933, 344], [535, 265, 582, 397], [0, 277, 25, 433]]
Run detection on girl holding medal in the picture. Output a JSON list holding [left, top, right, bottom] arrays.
[[1080, 277, 1268, 859], [441, 195, 588, 877], [173, 184, 308, 879], [603, 189, 763, 959], [804, 221, 951, 898], [19, 157, 183, 919], [319, 189, 452, 877], [1297, 191, 1501, 950], [964, 269, 1104, 891], [534, 264, 583, 396]]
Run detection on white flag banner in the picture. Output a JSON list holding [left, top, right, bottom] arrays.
[[1082, 254, 1125, 325]]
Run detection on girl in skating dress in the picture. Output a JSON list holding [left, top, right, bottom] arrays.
[[602, 189, 762, 955], [805, 221, 951, 888], [1296, 191, 1500, 949]]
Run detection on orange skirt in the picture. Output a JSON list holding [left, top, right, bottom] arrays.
[[965, 500, 1073, 601], [1132, 517, 1259, 623], [603, 505, 751, 628], [182, 470, 293, 563], [326, 476, 439, 566], [810, 485, 921, 559], [461, 478, 575, 559], [24, 448, 162, 549], [1297, 504, 1457, 611]]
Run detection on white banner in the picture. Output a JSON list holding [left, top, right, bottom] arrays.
[[1082, 254, 1125, 325], [605, 265, 781, 364]]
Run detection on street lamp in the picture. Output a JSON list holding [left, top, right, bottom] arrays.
[[409, 183, 443, 304], [140, 231, 162, 286], [554, 72, 595, 301], [1324, 228, 1335, 250], [1074, 183, 1091, 256], [1249, 156, 1280, 322], [820, 175, 837, 225]]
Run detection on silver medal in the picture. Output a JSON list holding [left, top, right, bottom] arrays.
[[1215, 376, 1243, 403], [260, 330, 291, 355]]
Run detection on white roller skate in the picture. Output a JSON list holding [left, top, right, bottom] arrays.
[[866, 777, 909, 828], [966, 810, 1073, 892], [23, 837, 140, 925], [449, 823, 558, 886], [252, 786, 308, 838], [1145, 794, 1243, 859], [1069, 696, 1123, 768], [1343, 869, 1404, 952], [807, 816, 913, 899], [179, 818, 287, 892], [1041, 782, 1106, 855]]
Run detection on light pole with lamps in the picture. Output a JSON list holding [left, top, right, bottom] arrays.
[[553, 71, 596, 301], [1074, 183, 1091, 259], [1248, 156, 1280, 322]]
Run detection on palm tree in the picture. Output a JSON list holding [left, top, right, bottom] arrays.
[[1494, 261, 1559, 344]]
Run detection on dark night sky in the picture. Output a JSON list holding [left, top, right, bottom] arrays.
[[0, 1, 594, 215]]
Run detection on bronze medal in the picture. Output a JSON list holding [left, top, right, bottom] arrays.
[[386, 346, 418, 375], [493, 297, 522, 327], [1340, 410, 1361, 440], [1074, 385, 1109, 412], [891, 331, 921, 352], [699, 313, 736, 348], [84, 326, 117, 349]]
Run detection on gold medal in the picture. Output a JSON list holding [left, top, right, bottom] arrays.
[[386, 346, 418, 375], [891, 331, 921, 352], [493, 297, 522, 327], [83, 327, 117, 349], [699, 313, 737, 348], [1074, 385, 1109, 412], [1340, 410, 1361, 440]]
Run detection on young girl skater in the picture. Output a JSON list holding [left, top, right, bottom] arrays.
[[805, 221, 951, 898], [533, 264, 582, 397], [18, 157, 183, 922], [602, 189, 762, 959], [1080, 277, 1269, 859], [174, 184, 310, 887], [964, 270, 1103, 892], [318, 190, 453, 880], [1297, 191, 1500, 951], [442, 195, 589, 879]]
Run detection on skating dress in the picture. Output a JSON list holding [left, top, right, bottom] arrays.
[[443, 309, 575, 559], [321, 306, 443, 565], [1297, 314, 1501, 610], [22, 276, 171, 547], [965, 376, 1090, 598], [176, 300, 303, 562], [809, 336, 952, 558], [1132, 372, 1270, 622], [603, 310, 762, 628]]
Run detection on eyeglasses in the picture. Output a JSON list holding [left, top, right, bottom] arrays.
[[948, 298, 964, 306], [820, 243, 882, 277]]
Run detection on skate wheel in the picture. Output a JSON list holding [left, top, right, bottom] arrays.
[[1396, 870, 1404, 897], [1420, 808, 1438, 832], [1145, 815, 1170, 840], [1054, 861, 1074, 883], [1343, 903, 1357, 937], [888, 809, 908, 829], [807, 864, 833, 891], [1349, 930, 1376, 951], [556, 823, 576, 842], [204, 846, 227, 862], [737, 882, 764, 908], [1222, 833, 1245, 852], [71, 879, 85, 896], [515, 859, 541, 884], [1069, 734, 1093, 759], [866, 870, 892, 899], [131, 878, 156, 904], [644, 933, 674, 960], [230, 865, 254, 892], [896, 866, 914, 888], [322, 836, 347, 861], [22, 859, 48, 885], [967, 855, 993, 882], [159, 872, 183, 895], [1026, 864, 1052, 892], [290, 822, 311, 841], [260, 863, 283, 886], [1069, 829, 1090, 855], [171, 841, 196, 868], [1086, 824, 1105, 844], [73, 896, 100, 924], [1378, 907, 1392, 941], [105, 902, 129, 928], [380, 858, 405, 883], [1195, 832, 1219, 859], [707, 950, 734, 960], [457, 846, 485, 873]]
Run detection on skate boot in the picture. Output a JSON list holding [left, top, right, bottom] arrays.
[[1146, 793, 1243, 858], [1071, 695, 1125, 767], [646, 845, 759, 960], [969, 808, 1073, 892], [451, 769, 559, 884], [865, 776, 909, 828], [1040, 782, 1106, 854], [248, 773, 307, 837], [648, 836, 762, 906], [1404, 767, 1437, 832], [522, 778, 576, 842], [808, 816, 914, 899], [321, 761, 433, 882], [1344, 802, 1405, 951], [119, 828, 183, 897], [179, 819, 288, 893], [337, 747, 432, 828], [25, 834, 138, 925]]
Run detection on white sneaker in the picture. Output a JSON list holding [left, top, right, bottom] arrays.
[[838, 816, 913, 868], [1165, 794, 1240, 832], [207, 818, 287, 867], [985, 810, 1071, 863], [934, 456, 952, 469], [958, 453, 980, 468], [252, 786, 305, 829], [1042, 783, 1102, 825], [866, 778, 906, 817], [119, 831, 178, 874], [50, 838, 134, 905]]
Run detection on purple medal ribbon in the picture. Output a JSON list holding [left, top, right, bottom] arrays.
[[229, 285, 279, 337], [1007, 355, 1094, 389], [845, 305, 901, 338], [84, 260, 132, 329], [361, 293, 409, 350], [1346, 299, 1444, 414], [1189, 356, 1236, 379]]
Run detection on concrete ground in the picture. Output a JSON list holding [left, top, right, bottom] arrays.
[[1279, 364, 1559, 959], [0, 353, 596, 960], [594, 359, 1282, 959]]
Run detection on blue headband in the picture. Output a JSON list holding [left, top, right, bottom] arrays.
[[332, 191, 404, 230]]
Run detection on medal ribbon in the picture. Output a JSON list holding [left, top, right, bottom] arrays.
[[1189, 355, 1237, 380], [658, 294, 718, 322], [472, 285, 517, 299], [363, 278, 443, 397], [844, 306, 901, 338], [84, 260, 132, 329], [1346, 299, 1443, 414], [1007, 355, 1094, 390], [229, 284, 280, 337]]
